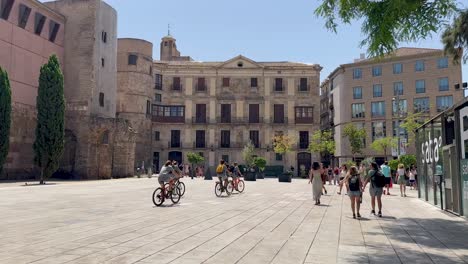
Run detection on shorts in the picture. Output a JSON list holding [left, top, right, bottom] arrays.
[[158, 174, 171, 184], [348, 190, 361, 197], [385, 177, 391, 185], [369, 187, 383, 197], [217, 174, 227, 181], [409, 179, 415, 183]]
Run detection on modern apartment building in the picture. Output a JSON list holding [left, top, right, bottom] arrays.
[[323, 48, 464, 165], [147, 35, 322, 174]]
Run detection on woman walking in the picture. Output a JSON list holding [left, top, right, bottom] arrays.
[[345, 166, 362, 219], [309, 162, 323, 205], [337, 164, 348, 195], [396, 164, 407, 197], [410, 165, 417, 189]]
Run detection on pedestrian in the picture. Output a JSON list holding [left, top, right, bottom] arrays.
[[362, 162, 385, 217], [328, 167, 333, 185], [396, 163, 407, 197], [333, 166, 340, 185], [337, 164, 348, 195], [321, 164, 328, 195], [344, 166, 362, 219], [309, 162, 323, 205], [381, 161, 391, 195], [410, 165, 418, 189]]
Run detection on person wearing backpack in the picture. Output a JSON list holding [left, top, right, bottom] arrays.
[[344, 166, 362, 219], [363, 162, 385, 217], [216, 160, 228, 191]]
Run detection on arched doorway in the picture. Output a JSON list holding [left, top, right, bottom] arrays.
[[297, 152, 311, 178], [168, 151, 183, 165]]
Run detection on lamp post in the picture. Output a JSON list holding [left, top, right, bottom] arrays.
[[392, 94, 401, 158]]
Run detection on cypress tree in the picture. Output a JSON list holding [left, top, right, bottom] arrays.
[[33, 55, 65, 184], [0, 67, 12, 175]]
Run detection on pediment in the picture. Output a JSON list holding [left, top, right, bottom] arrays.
[[217, 55, 264, 69]]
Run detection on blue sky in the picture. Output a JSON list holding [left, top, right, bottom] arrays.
[[105, 0, 466, 82]]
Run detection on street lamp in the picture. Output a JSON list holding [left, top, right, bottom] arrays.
[[392, 95, 401, 158]]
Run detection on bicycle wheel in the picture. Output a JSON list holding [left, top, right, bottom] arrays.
[[152, 188, 164, 206], [226, 181, 234, 195], [177, 181, 186, 196], [214, 182, 222, 197], [170, 189, 181, 204], [237, 180, 245, 193]]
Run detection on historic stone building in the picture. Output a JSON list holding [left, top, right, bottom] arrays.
[[323, 48, 464, 165]]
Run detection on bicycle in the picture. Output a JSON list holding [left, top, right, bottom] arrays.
[[174, 178, 185, 197], [215, 180, 234, 197], [231, 176, 245, 193], [152, 182, 181, 206]]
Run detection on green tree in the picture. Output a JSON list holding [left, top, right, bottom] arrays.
[[399, 154, 417, 169], [343, 123, 366, 160], [370, 137, 397, 157], [187, 152, 205, 178], [400, 112, 426, 145], [315, 0, 457, 58], [308, 129, 335, 156], [389, 159, 400, 171], [33, 55, 65, 184], [241, 141, 255, 168], [253, 157, 267, 172], [273, 134, 296, 171], [0, 67, 11, 175], [443, 9, 468, 64]]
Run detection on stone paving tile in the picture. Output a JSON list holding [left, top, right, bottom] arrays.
[[1, 178, 468, 264]]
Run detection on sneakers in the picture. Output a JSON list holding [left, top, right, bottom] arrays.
[[378, 211, 382, 217], [370, 210, 375, 216], [357, 213, 361, 218], [353, 213, 356, 219]]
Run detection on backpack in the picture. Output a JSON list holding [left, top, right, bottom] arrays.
[[349, 175, 360, 191], [371, 170, 386, 188], [228, 165, 235, 173], [216, 164, 224, 174]]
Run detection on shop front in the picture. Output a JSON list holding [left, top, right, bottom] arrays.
[[415, 98, 468, 217]]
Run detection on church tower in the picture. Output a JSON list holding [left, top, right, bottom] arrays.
[[159, 28, 192, 61]]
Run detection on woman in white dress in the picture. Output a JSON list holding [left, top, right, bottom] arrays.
[[309, 162, 323, 205]]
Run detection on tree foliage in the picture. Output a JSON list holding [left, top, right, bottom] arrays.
[[400, 112, 426, 144], [370, 137, 397, 156], [33, 55, 65, 184], [343, 123, 366, 157], [399, 154, 417, 168], [273, 134, 295, 155], [241, 141, 256, 167], [308, 129, 335, 156], [315, 0, 457, 57], [253, 157, 267, 172], [389, 159, 400, 171], [0, 67, 11, 175], [443, 9, 468, 64], [187, 152, 204, 165]]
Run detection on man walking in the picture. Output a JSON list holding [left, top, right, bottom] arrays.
[[381, 161, 391, 195]]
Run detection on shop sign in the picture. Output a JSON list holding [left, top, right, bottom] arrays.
[[421, 132, 442, 164], [461, 159, 468, 200]]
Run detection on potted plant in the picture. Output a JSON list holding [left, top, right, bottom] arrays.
[[242, 141, 257, 181], [279, 169, 293, 182], [273, 133, 295, 182], [187, 152, 204, 179], [253, 157, 267, 179]]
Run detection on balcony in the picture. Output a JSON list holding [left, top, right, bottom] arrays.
[[273, 85, 285, 92], [192, 116, 208, 124], [171, 83, 183, 91], [195, 84, 207, 92], [155, 83, 162, 90], [295, 117, 314, 124], [272, 116, 288, 124], [152, 116, 185, 123], [168, 141, 182, 149], [193, 142, 206, 149], [248, 117, 264, 124], [219, 142, 243, 149], [298, 84, 310, 92]]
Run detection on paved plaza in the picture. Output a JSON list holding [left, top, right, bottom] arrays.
[[1, 178, 468, 264]]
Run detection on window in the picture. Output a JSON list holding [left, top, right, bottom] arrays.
[[275, 153, 283, 161], [438, 77, 449, 91], [371, 101, 385, 117], [155, 93, 161, 102], [18, 4, 31, 29], [295, 107, 313, 123], [153, 105, 185, 118], [101, 131, 109, 145], [221, 130, 230, 148], [146, 100, 151, 115], [351, 103, 365, 118], [99, 92, 104, 107], [128, 54, 138, 65], [464, 116, 468, 132], [353, 68, 362, 79], [372, 122, 386, 141], [222, 77, 230, 87], [101, 58, 104, 67], [249, 131, 260, 148], [299, 131, 309, 149], [393, 63, 403, 74], [438, 57, 448, 68], [373, 84, 382, 97], [195, 130, 206, 148], [436, 96, 453, 112], [415, 60, 425, 72], [393, 82, 403, 96], [299, 78, 308, 91], [170, 130, 181, 148], [414, 97, 430, 114], [171, 76, 180, 91], [149, 66, 152, 76], [416, 80, 425, 93], [274, 104, 285, 123], [154, 131, 160, 141], [196, 77, 206, 91], [372, 66, 382, 77], [220, 104, 231, 123], [49, 20, 60, 42], [353, 87, 362, 99], [101, 31, 107, 43], [1, 0, 14, 20], [249, 104, 260, 123], [393, 120, 408, 137], [392, 99, 407, 117], [251, 78, 258, 88], [195, 104, 206, 123], [274, 78, 284, 92], [34, 13, 46, 35]]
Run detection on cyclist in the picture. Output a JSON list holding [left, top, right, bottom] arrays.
[[172, 161, 183, 179], [158, 160, 174, 197], [232, 162, 243, 189], [216, 160, 228, 191]]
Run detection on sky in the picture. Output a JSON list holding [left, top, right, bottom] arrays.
[[75, 0, 468, 82]]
